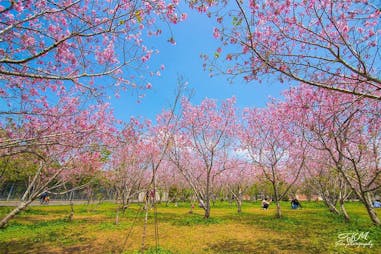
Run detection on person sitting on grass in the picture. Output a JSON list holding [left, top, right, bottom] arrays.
[[39, 191, 49, 205], [373, 200, 381, 208], [291, 198, 302, 209], [262, 198, 270, 210]]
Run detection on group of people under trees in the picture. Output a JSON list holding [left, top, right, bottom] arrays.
[[261, 197, 380, 210], [261, 197, 302, 210], [35, 191, 381, 209]]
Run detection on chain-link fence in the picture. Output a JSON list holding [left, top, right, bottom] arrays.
[[0, 181, 115, 201]]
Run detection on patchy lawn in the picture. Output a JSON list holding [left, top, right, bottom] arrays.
[[0, 201, 380, 253]]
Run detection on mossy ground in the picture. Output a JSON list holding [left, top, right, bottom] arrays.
[[0, 201, 380, 253]]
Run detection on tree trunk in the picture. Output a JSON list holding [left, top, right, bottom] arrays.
[[115, 192, 120, 225], [328, 203, 340, 215], [6, 183, 15, 201], [272, 182, 282, 218], [339, 200, 350, 223], [203, 194, 211, 219], [0, 200, 33, 228], [204, 202, 211, 219], [365, 205, 381, 225], [122, 189, 132, 214], [122, 199, 130, 214], [0, 166, 42, 228], [363, 198, 381, 226], [204, 169, 211, 219], [358, 193, 380, 226], [68, 191, 74, 222], [275, 201, 282, 218], [122, 194, 127, 214], [323, 199, 340, 215], [68, 202, 74, 222], [232, 189, 243, 213], [86, 186, 93, 205], [115, 208, 120, 225], [235, 198, 242, 213]]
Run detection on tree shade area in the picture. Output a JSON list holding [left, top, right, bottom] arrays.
[[1, 0, 381, 253]]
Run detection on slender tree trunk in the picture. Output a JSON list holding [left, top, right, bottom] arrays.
[[0, 200, 33, 228], [122, 192, 127, 214], [157, 191, 162, 204], [365, 204, 381, 225], [339, 188, 350, 222], [123, 198, 130, 213], [232, 191, 243, 213], [272, 183, 282, 218], [6, 183, 15, 201], [203, 191, 211, 218], [235, 198, 242, 213], [115, 191, 121, 225], [204, 201, 211, 219], [115, 207, 120, 225], [86, 186, 93, 205], [275, 201, 282, 218], [68, 191, 74, 222], [339, 200, 350, 222], [122, 189, 132, 214], [322, 199, 340, 215], [68, 202, 74, 222], [328, 203, 340, 215], [0, 164, 44, 228], [204, 170, 211, 219], [364, 194, 381, 226]]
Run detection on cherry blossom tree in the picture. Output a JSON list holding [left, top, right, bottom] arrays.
[[107, 120, 151, 224], [126, 85, 185, 252], [284, 85, 381, 225], [240, 102, 307, 218], [0, 96, 115, 228], [303, 151, 351, 221], [218, 158, 256, 213], [193, 0, 381, 100], [0, 0, 185, 229], [168, 97, 237, 218]]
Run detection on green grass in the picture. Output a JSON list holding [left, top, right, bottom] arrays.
[[0, 201, 380, 253]]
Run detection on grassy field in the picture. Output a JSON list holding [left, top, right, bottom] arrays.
[[0, 201, 380, 253]]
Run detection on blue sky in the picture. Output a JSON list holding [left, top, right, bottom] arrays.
[[111, 6, 287, 122]]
